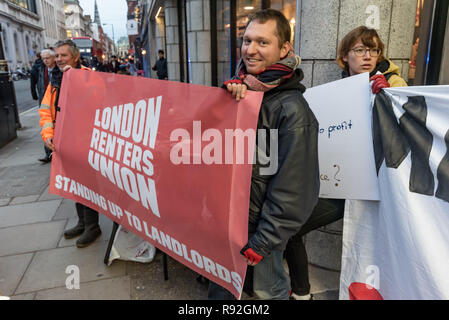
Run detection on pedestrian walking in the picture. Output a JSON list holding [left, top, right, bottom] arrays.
[[152, 50, 168, 80]]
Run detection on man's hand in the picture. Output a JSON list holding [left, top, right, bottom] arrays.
[[370, 74, 390, 94], [224, 80, 247, 101], [45, 138, 55, 151], [242, 248, 263, 266]]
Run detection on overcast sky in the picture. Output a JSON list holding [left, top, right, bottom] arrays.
[[78, 0, 128, 42]]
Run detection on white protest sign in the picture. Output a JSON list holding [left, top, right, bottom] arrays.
[[304, 72, 380, 200]]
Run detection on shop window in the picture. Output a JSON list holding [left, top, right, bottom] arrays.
[[236, 0, 261, 66], [10, 0, 37, 14], [270, 0, 296, 43]]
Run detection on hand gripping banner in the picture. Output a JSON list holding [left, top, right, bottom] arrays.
[[49, 69, 263, 299]]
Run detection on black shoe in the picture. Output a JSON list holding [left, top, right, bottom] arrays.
[[76, 227, 101, 248], [63, 224, 85, 239], [76, 208, 101, 248], [38, 157, 51, 163], [64, 203, 85, 239]]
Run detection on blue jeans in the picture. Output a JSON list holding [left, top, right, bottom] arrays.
[[208, 250, 290, 300]]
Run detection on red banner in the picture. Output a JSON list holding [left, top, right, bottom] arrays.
[[49, 69, 263, 299]]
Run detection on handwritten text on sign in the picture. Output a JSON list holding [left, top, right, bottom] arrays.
[[304, 73, 379, 200]]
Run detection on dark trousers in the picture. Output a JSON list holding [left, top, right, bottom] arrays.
[[285, 198, 345, 295], [44, 145, 52, 158]]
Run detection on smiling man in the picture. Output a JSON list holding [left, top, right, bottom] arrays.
[[38, 39, 102, 248], [209, 9, 320, 300]]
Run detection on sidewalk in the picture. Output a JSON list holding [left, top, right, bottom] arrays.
[[0, 108, 340, 300]]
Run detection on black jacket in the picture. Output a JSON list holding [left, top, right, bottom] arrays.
[[152, 58, 168, 79], [30, 59, 46, 103], [245, 69, 320, 257]]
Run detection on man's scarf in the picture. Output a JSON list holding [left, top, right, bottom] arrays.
[[226, 45, 301, 92]]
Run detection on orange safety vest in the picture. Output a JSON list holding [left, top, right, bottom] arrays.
[[39, 66, 89, 142]]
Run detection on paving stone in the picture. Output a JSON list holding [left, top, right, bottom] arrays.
[[52, 198, 77, 221], [10, 293, 36, 300], [313, 289, 339, 300], [305, 229, 342, 271], [0, 220, 66, 256], [309, 264, 341, 294], [0, 163, 50, 198], [38, 186, 62, 202], [15, 241, 126, 294], [0, 198, 10, 207], [0, 253, 34, 296], [0, 138, 45, 168], [0, 200, 62, 228], [35, 276, 131, 300], [127, 252, 208, 300], [9, 195, 40, 205]]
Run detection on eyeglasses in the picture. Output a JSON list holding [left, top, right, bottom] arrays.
[[350, 47, 381, 57]]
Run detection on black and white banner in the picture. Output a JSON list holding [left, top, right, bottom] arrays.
[[340, 85, 449, 299]]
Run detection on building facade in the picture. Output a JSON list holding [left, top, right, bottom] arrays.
[[64, 0, 88, 38], [0, 0, 44, 72], [41, 0, 65, 47], [134, 0, 448, 272]]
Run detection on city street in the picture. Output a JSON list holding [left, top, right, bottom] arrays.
[[12, 79, 39, 114]]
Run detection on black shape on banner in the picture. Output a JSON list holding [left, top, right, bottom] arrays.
[[372, 92, 449, 201], [436, 129, 449, 202], [372, 91, 410, 173], [399, 96, 434, 195]]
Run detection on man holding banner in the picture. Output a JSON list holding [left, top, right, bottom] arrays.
[[39, 39, 103, 248], [209, 9, 320, 300]]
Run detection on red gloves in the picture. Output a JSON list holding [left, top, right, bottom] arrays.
[[370, 74, 390, 94], [242, 248, 263, 265], [223, 79, 243, 86]]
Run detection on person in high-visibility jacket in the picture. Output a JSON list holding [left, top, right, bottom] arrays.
[[39, 39, 102, 248]]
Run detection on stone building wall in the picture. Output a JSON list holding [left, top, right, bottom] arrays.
[[0, 0, 44, 71], [164, 0, 182, 81], [295, 0, 418, 89], [186, 0, 211, 85]]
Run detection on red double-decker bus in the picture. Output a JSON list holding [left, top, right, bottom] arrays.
[[71, 36, 103, 66]]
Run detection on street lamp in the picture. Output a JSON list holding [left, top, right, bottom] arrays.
[[103, 23, 115, 45], [103, 23, 116, 57]]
